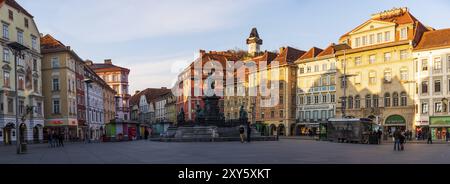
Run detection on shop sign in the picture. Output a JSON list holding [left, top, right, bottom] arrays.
[[430, 116, 450, 126], [416, 121, 429, 126], [70, 120, 77, 126], [47, 120, 64, 126], [385, 115, 406, 125]]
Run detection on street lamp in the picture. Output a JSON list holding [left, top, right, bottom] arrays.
[[7, 42, 29, 154], [84, 79, 93, 142]]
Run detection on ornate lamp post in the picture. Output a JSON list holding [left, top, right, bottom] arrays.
[[7, 42, 28, 154]]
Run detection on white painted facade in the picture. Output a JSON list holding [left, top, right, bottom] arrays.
[[155, 98, 167, 122], [413, 48, 450, 127], [85, 82, 104, 141]]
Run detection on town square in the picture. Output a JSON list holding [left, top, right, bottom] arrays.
[[1, 0, 450, 168], [1, 139, 449, 164]]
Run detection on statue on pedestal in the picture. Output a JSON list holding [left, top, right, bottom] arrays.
[[239, 105, 248, 124], [195, 104, 205, 124], [177, 107, 186, 125]]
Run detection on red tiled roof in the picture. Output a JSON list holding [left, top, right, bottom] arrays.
[[40, 34, 66, 50], [89, 63, 130, 73], [4, 0, 33, 18], [299, 47, 323, 60], [317, 44, 336, 57], [414, 28, 450, 51], [274, 46, 306, 65], [130, 88, 172, 106], [340, 8, 424, 39], [372, 10, 417, 25]]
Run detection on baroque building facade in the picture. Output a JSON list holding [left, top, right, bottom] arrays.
[[335, 8, 429, 139], [0, 0, 43, 144]]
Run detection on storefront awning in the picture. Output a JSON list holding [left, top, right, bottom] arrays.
[[385, 115, 406, 125]]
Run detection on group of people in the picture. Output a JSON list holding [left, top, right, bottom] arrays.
[[239, 125, 252, 143], [48, 131, 65, 148], [393, 129, 407, 151]]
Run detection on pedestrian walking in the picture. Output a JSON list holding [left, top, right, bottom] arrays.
[[445, 131, 450, 142], [399, 131, 406, 151], [59, 132, 65, 147], [53, 131, 59, 147], [427, 131, 433, 144], [239, 125, 245, 143], [48, 131, 54, 148], [393, 129, 401, 151], [377, 129, 382, 144], [246, 124, 252, 143], [144, 129, 149, 140]]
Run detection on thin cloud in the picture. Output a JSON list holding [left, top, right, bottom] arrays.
[[23, 0, 261, 43]]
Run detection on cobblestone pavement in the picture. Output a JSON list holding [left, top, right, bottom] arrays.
[[0, 139, 449, 164]]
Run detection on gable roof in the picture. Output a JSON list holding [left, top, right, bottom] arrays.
[[299, 47, 323, 60], [414, 28, 450, 51], [40, 34, 66, 50], [130, 88, 172, 106], [4, 0, 33, 18], [317, 44, 336, 57], [340, 8, 425, 39], [40, 34, 84, 62], [274, 46, 306, 65], [88, 62, 130, 73]]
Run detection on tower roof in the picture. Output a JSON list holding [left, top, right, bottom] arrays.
[[249, 27, 260, 39], [247, 27, 263, 45]]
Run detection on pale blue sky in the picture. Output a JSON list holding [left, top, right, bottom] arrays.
[[18, 0, 450, 92]]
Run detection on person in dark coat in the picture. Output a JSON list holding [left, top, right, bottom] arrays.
[[59, 132, 64, 147], [445, 132, 450, 142], [239, 126, 245, 143], [246, 124, 251, 143], [53, 131, 59, 147], [399, 131, 406, 151], [427, 131, 433, 144], [377, 129, 382, 144], [393, 129, 401, 151], [48, 131, 54, 148], [144, 129, 149, 140]]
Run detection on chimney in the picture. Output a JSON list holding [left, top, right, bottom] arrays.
[[199, 50, 206, 56], [104, 59, 112, 64]]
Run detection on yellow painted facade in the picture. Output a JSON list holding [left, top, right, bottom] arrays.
[[335, 8, 423, 135]]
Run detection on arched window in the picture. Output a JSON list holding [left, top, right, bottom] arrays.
[[393, 92, 399, 107], [348, 96, 354, 109], [355, 95, 361, 109], [384, 93, 391, 107], [365, 95, 372, 108], [400, 92, 407, 106], [373, 95, 379, 107]]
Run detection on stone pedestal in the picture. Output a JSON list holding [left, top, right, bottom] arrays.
[[174, 126, 219, 139]]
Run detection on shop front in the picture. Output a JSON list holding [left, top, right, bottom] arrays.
[[383, 115, 406, 140], [429, 116, 450, 141], [44, 119, 78, 141], [295, 123, 320, 136], [415, 120, 430, 140]]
